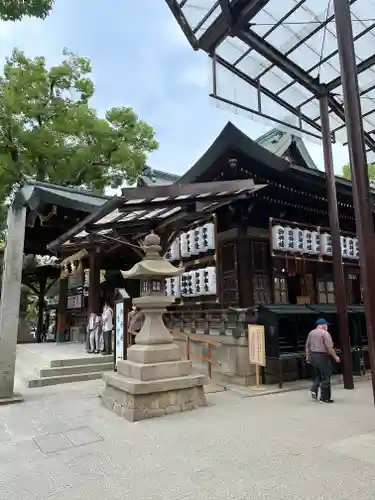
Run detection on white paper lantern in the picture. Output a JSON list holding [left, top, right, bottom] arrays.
[[165, 277, 171, 296], [180, 232, 190, 258], [170, 276, 181, 298], [204, 266, 217, 295], [271, 225, 286, 251], [187, 270, 196, 297], [346, 237, 356, 259], [193, 227, 200, 255], [293, 227, 304, 252], [311, 231, 320, 255], [284, 226, 294, 251], [340, 235, 348, 257], [188, 229, 198, 256], [196, 268, 205, 296], [169, 238, 180, 261], [193, 269, 202, 296], [200, 222, 215, 252], [321, 233, 332, 255], [181, 272, 190, 296], [303, 230, 313, 254]]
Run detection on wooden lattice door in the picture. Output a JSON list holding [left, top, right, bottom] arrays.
[[218, 242, 239, 306]]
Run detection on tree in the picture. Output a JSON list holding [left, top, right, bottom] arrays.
[[0, 48, 158, 229], [342, 163, 375, 186], [0, 0, 54, 21]]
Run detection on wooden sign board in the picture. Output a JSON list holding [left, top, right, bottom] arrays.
[[248, 324, 266, 367]]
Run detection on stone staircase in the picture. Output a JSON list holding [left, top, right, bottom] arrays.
[[15, 343, 113, 388]]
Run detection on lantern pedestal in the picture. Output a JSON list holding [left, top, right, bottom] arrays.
[[101, 296, 208, 422]]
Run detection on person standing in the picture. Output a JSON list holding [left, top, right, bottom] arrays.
[[305, 318, 340, 403], [87, 312, 100, 354], [128, 305, 145, 344], [101, 301, 113, 355]]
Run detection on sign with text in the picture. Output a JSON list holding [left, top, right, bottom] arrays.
[[66, 294, 82, 310], [248, 324, 266, 367], [115, 301, 125, 368]]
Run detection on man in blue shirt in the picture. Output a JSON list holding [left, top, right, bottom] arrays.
[[305, 318, 340, 403]]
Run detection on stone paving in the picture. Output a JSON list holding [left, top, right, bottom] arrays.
[[0, 378, 374, 500]]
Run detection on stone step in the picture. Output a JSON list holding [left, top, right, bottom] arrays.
[[50, 355, 113, 368], [39, 362, 113, 378], [27, 371, 105, 388]]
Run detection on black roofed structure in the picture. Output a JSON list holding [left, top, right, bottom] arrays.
[[44, 118, 371, 391]]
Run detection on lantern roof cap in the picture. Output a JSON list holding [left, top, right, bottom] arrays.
[[121, 232, 184, 279]]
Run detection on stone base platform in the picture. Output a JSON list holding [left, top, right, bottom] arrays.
[[101, 373, 207, 422], [101, 359, 208, 422]]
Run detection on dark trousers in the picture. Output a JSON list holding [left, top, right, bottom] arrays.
[[310, 352, 332, 401], [103, 330, 112, 354]]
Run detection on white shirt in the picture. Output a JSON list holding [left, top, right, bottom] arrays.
[[102, 306, 113, 331], [87, 314, 99, 332]]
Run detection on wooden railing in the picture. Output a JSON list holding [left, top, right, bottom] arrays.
[[172, 329, 222, 378]]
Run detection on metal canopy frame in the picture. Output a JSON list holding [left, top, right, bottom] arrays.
[[166, 0, 375, 159], [47, 179, 265, 254]]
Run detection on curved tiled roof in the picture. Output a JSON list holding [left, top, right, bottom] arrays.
[[138, 123, 319, 187]]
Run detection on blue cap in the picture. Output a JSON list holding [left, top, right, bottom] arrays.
[[315, 318, 328, 326]]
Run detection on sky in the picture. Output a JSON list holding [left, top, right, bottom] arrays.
[[0, 0, 350, 180]]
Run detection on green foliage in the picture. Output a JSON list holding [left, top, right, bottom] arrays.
[[0, 48, 159, 228], [342, 163, 375, 183], [0, 0, 54, 21]]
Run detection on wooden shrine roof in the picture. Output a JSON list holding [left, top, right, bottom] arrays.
[[47, 179, 266, 254], [12, 179, 110, 256]]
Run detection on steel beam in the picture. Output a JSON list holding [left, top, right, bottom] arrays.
[[333, 0, 375, 404], [164, 0, 198, 50], [215, 55, 323, 134], [238, 28, 375, 152], [327, 53, 375, 92], [218, 0, 233, 24], [197, 0, 270, 52], [238, 29, 325, 96], [274, 19, 375, 106]]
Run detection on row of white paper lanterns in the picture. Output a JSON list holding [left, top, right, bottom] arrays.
[[272, 225, 359, 259], [166, 223, 215, 261], [165, 267, 217, 298]]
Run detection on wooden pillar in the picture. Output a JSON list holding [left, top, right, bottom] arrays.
[[237, 226, 252, 307], [36, 275, 47, 343], [88, 251, 101, 315], [56, 278, 68, 343]]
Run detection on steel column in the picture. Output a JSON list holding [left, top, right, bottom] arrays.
[[320, 94, 354, 390], [333, 0, 375, 403]]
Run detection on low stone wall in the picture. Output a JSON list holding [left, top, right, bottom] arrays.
[[173, 333, 302, 387]]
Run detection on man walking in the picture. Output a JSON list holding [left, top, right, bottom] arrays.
[[305, 318, 340, 403]]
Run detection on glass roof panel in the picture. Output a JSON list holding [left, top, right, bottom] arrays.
[[166, 0, 375, 155], [181, 1, 220, 34], [213, 58, 322, 141]]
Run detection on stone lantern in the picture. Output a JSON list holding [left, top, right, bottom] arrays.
[[101, 232, 208, 422]]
